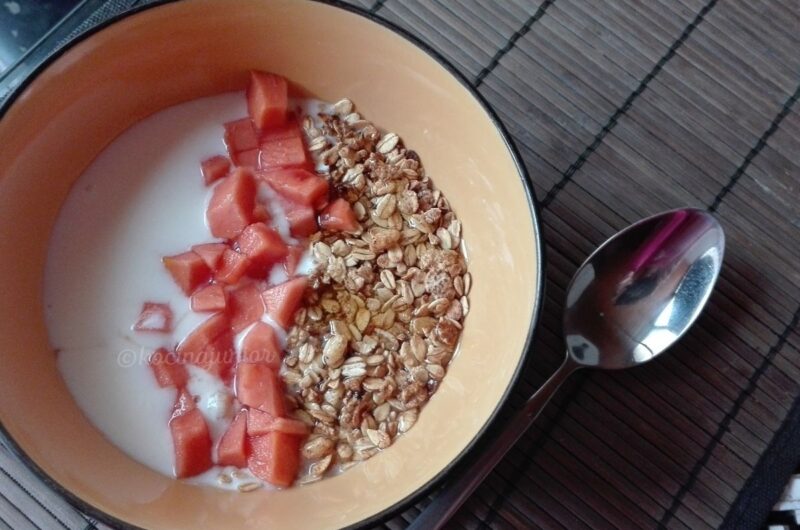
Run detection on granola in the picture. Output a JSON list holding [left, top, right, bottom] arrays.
[[281, 99, 471, 480]]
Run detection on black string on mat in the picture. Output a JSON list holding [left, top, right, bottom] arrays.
[[660, 305, 800, 526], [370, 0, 386, 15], [709, 83, 800, 212], [538, 0, 719, 208], [472, 0, 555, 88]]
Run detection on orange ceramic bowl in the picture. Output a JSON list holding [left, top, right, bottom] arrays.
[[0, 1, 543, 528]]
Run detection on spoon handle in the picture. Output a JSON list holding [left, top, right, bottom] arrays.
[[407, 356, 579, 530]]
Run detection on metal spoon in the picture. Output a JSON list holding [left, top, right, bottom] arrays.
[[408, 208, 725, 530]]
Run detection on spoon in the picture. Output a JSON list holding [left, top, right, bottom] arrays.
[[408, 208, 725, 530]]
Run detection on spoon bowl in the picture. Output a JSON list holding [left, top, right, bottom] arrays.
[[409, 208, 725, 530], [564, 208, 725, 369]]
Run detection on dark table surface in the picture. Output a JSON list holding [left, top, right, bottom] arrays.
[[0, 1, 799, 529], [0, 0, 78, 70]]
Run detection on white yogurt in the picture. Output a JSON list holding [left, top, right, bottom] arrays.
[[267, 263, 289, 287], [45, 91, 318, 487], [185, 365, 233, 453], [258, 182, 295, 243], [295, 250, 316, 276]]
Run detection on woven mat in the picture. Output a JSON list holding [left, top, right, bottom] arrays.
[[1, 1, 799, 529]]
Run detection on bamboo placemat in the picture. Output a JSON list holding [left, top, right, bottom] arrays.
[[1, 1, 798, 529]]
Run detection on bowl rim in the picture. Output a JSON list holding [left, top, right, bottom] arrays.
[[0, 1, 545, 528]]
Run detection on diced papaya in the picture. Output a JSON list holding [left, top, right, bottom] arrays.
[[248, 432, 302, 488], [207, 169, 256, 240], [163, 251, 210, 295], [259, 168, 328, 208], [237, 223, 289, 269], [248, 409, 309, 437], [235, 363, 286, 416], [283, 246, 305, 277], [176, 313, 234, 376], [233, 148, 259, 169], [252, 203, 271, 223], [228, 283, 265, 333], [148, 348, 188, 388], [223, 118, 259, 154], [319, 198, 360, 233], [200, 155, 230, 186], [262, 277, 307, 329], [170, 408, 213, 478], [279, 197, 317, 238], [240, 322, 282, 368], [190, 284, 227, 313], [191, 243, 228, 270], [134, 302, 174, 333], [258, 122, 310, 171], [247, 71, 288, 130], [269, 417, 310, 437], [217, 409, 248, 468], [214, 249, 251, 285], [246, 408, 275, 436]]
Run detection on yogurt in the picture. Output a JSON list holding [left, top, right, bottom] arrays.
[[45, 92, 318, 488]]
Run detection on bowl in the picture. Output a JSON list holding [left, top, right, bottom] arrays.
[[0, 1, 543, 528]]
